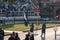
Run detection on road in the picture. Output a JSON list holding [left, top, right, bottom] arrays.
[[4, 27, 60, 40]]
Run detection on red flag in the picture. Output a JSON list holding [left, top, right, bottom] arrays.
[[35, 7, 40, 13], [57, 15, 60, 21]]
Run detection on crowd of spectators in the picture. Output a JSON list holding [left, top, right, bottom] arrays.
[[0, 0, 35, 16], [0, 0, 56, 20]]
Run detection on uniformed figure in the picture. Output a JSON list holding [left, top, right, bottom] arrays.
[[41, 23, 46, 37], [30, 23, 34, 32]]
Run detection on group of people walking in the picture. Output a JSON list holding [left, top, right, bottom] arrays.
[[0, 28, 20, 40], [25, 23, 46, 40], [0, 23, 46, 40], [25, 23, 34, 40], [25, 31, 34, 40], [8, 32, 20, 40]]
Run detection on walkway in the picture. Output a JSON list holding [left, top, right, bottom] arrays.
[[4, 26, 60, 40]]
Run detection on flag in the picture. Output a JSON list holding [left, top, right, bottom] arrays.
[[24, 12, 28, 26], [24, 13, 27, 21]]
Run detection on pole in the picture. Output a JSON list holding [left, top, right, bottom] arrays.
[[35, 12, 39, 35], [55, 31, 56, 40], [34, 5, 40, 35], [37, 13, 39, 29], [54, 27, 57, 40]]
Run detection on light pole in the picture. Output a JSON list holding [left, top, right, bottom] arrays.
[[37, 12, 39, 29], [34, 5, 40, 35], [54, 26, 58, 40]]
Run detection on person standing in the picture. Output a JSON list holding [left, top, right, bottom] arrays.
[[41, 23, 46, 37], [30, 23, 34, 40], [0, 28, 4, 40], [15, 33, 20, 40], [30, 34, 34, 40], [25, 32, 30, 40], [8, 34, 15, 40], [25, 34, 29, 40], [8, 32, 16, 40], [30, 23, 34, 32]]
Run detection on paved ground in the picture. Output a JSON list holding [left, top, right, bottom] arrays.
[[4, 26, 60, 40]]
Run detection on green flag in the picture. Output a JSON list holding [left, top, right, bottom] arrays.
[[24, 12, 28, 26]]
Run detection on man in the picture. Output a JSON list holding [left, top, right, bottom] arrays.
[[8, 34, 15, 40], [8, 32, 16, 40], [30, 23, 34, 40], [25, 32, 30, 40], [0, 28, 4, 40], [30, 23, 34, 32], [41, 23, 46, 37], [30, 34, 34, 40]]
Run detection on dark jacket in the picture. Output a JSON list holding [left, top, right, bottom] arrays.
[[8, 37, 15, 40], [42, 23, 46, 33], [25, 34, 30, 40], [30, 23, 34, 32], [15, 37, 20, 40], [15, 33, 20, 40], [0, 30, 4, 40], [0, 30, 4, 36], [0, 34, 3, 40], [25, 37, 29, 40], [30, 34, 34, 40]]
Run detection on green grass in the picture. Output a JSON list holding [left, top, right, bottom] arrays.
[[0, 23, 60, 31]]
